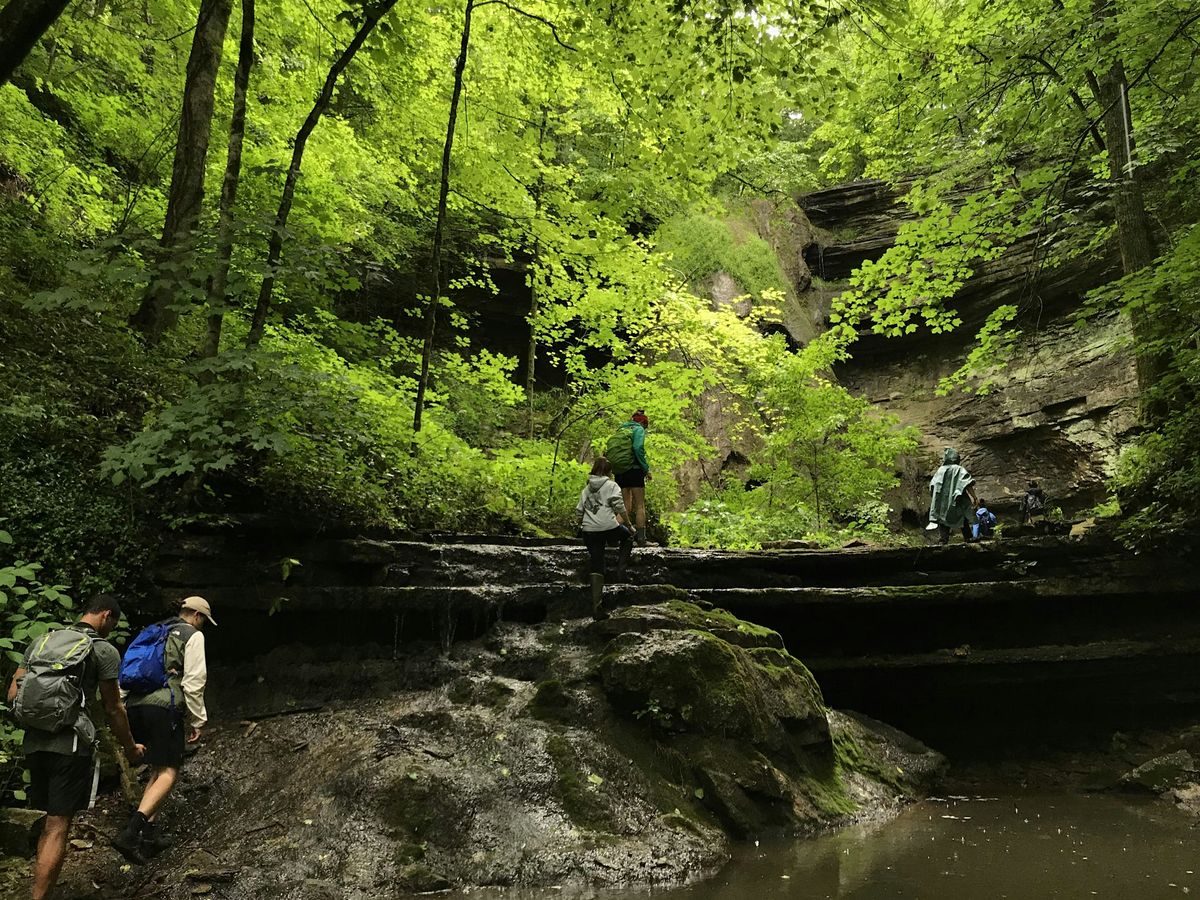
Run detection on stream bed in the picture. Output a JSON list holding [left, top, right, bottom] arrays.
[[472, 793, 1197, 900]]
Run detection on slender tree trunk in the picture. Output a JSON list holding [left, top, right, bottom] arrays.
[[0, 0, 72, 86], [245, 0, 396, 349], [412, 0, 475, 437], [201, 0, 255, 371], [1091, 0, 1164, 398], [129, 0, 233, 343], [525, 110, 548, 440]]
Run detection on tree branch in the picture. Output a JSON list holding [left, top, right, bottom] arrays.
[[473, 0, 576, 50], [1020, 53, 1105, 152]]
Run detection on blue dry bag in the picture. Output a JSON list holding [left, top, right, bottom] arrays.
[[118, 622, 172, 694]]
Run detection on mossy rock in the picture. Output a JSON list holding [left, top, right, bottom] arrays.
[[598, 627, 829, 754], [828, 710, 945, 797], [526, 679, 577, 724], [683, 737, 853, 837], [396, 863, 453, 893], [447, 676, 515, 710], [543, 731, 613, 832], [593, 600, 784, 650]]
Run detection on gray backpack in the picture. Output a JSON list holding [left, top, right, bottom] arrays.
[[12, 629, 94, 734]]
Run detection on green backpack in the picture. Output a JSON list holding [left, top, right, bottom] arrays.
[[604, 425, 637, 474], [12, 629, 94, 734]]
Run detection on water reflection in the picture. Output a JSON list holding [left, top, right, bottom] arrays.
[[464, 794, 1198, 900]]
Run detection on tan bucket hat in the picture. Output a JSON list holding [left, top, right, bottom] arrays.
[[180, 595, 218, 626]]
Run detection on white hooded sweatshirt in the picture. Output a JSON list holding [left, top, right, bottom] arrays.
[[576, 475, 628, 532]]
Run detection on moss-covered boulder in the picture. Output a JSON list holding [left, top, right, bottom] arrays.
[[39, 603, 942, 898], [598, 618, 829, 754]]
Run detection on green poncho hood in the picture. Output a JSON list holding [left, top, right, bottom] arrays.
[[929, 448, 974, 526]]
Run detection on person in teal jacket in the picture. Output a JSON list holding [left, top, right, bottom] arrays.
[[607, 410, 651, 545]]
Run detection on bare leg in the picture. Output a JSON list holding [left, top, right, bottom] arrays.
[[32, 815, 71, 900], [630, 487, 646, 530], [621, 487, 634, 523], [137, 766, 179, 819]]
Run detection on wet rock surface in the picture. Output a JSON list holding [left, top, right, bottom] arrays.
[[149, 530, 1200, 757], [1118, 750, 1199, 794], [33, 602, 940, 899]]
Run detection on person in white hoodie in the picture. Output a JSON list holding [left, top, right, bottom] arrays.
[[576, 457, 635, 618]]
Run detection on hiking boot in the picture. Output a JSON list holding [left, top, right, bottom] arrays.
[[590, 573, 607, 620], [141, 821, 173, 856], [111, 812, 147, 865], [635, 527, 647, 547]]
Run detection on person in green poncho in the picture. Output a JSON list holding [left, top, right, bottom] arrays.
[[928, 448, 978, 544]]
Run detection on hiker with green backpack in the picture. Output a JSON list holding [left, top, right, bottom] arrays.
[[605, 410, 652, 546], [6, 594, 144, 900]]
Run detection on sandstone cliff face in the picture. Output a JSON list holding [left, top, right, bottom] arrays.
[[697, 182, 1138, 521]]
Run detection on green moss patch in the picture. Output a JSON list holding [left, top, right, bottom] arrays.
[[544, 732, 613, 832]]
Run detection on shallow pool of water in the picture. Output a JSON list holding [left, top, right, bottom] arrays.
[[472, 793, 1199, 899]]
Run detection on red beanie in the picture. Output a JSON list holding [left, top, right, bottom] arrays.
[[631, 411, 649, 427]]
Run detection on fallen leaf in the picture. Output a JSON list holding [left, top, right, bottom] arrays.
[[69, 839, 93, 850]]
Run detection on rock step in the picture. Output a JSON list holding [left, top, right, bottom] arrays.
[[181, 575, 1186, 615], [154, 534, 1138, 593], [807, 636, 1200, 673], [162, 582, 685, 614], [687, 575, 1193, 609]]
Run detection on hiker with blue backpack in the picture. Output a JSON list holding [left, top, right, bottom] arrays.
[[6, 594, 145, 900], [973, 498, 998, 541], [111, 595, 214, 863], [605, 410, 651, 546]]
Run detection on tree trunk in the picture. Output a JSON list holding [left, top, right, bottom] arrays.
[[525, 109, 548, 439], [201, 0, 255, 370], [245, 0, 396, 349], [129, 0, 233, 343], [1091, 0, 1164, 398], [0, 0, 73, 86], [412, 0, 475, 437]]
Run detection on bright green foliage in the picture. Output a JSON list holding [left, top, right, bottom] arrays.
[[669, 339, 918, 549], [655, 209, 791, 300], [756, 348, 918, 528], [0, 0, 940, 583], [937, 305, 1020, 397], [0, 530, 77, 802], [1098, 223, 1200, 549]]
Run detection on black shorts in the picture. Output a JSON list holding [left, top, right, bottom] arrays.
[[128, 705, 186, 768], [28, 751, 94, 816], [614, 467, 646, 489]]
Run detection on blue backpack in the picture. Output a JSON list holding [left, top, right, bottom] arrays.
[[118, 622, 173, 695]]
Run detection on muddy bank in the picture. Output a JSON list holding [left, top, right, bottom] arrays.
[[19, 600, 942, 899]]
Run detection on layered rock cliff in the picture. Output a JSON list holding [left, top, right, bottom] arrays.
[[696, 182, 1137, 521], [802, 180, 1136, 520]]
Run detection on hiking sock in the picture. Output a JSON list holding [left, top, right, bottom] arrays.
[[112, 811, 148, 864], [635, 527, 647, 547]]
